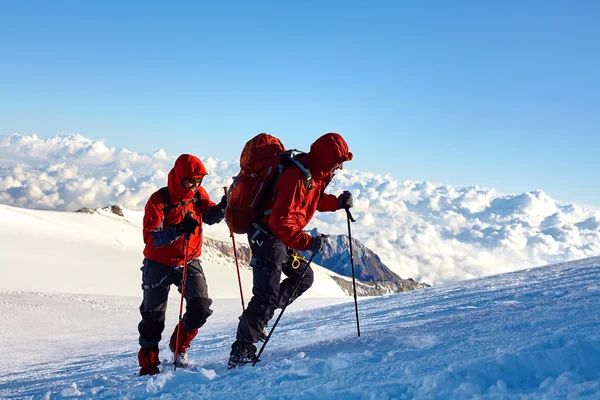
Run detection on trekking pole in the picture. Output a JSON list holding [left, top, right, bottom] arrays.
[[173, 216, 192, 372], [346, 208, 361, 337], [253, 252, 317, 366], [223, 187, 245, 312]]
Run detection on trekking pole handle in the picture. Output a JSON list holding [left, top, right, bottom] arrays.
[[345, 208, 356, 223]]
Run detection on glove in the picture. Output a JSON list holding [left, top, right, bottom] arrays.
[[177, 214, 200, 236], [217, 195, 227, 210], [310, 234, 329, 254], [337, 191, 353, 210]]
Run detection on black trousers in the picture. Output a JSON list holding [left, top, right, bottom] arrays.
[[138, 258, 213, 349], [236, 225, 314, 343]]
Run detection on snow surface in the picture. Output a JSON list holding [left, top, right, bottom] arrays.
[[1, 254, 599, 398]]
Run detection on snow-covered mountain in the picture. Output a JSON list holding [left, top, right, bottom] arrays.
[[302, 228, 430, 295], [1, 255, 598, 399], [306, 228, 402, 282], [2, 133, 599, 286]]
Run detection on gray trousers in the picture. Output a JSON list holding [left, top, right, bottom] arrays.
[[138, 258, 213, 349]]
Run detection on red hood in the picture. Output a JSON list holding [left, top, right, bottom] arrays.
[[167, 154, 208, 202], [307, 133, 353, 180]]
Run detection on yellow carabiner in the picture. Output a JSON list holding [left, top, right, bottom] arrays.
[[290, 254, 307, 269]]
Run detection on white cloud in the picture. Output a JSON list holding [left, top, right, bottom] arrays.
[[1, 133, 599, 285]]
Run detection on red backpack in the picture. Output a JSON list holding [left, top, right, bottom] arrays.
[[225, 133, 312, 234]]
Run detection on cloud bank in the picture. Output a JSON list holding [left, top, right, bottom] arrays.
[[2, 133, 599, 285]]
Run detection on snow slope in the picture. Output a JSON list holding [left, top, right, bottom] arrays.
[[1, 257, 599, 399]]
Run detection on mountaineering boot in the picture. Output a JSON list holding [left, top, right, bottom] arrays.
[[138, 348, 160, 376], [172, 350, 189, 368], [228, 340, 258, 369]]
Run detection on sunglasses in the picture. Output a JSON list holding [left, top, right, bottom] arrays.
[[183, 177, 203, 187]]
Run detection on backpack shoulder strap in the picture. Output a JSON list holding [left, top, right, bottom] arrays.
[[158, 187, 173, 215], [290, 156, 313, 191], [160, 186, 203, 214], [193, 190, 202, 212], [265, 153, 313, 213], [159, 187, 171, 204], [157, 187, 176, 224]]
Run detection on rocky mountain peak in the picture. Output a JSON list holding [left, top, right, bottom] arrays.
[[301, 228, 430, 294], [76, 205, 124, 217]]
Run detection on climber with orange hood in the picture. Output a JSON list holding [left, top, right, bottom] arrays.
[[228, 133, 354, 367], [137, 154, 226, 376]]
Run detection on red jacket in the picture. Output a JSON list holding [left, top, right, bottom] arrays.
[[264, 133, 353, 250], [143, 154, 222, 266]]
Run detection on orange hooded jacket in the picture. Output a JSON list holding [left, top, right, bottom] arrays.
[[262, 133, 353, 250], [143, 154, 220, 266]]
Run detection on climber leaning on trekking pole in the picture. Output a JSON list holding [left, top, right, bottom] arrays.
[[228, 133, 354, 368], [137, 154, 226, 376]]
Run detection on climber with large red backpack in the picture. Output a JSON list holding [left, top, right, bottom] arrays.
[[225, 132, 354, 368], [137, 154, 226, 376]]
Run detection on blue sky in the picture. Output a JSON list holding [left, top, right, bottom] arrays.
[[1, 0, 599, 206]]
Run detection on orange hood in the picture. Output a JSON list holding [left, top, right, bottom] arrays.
[[307, 133, 353, 180], [167, 154, 208, 202]]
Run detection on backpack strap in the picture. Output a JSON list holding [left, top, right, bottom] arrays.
[[159, 187, 173, 215], [270, 152, 312, 196], [193, 191, 202, 211], [263, 154, 313, 217], [291, 157, 312, 191], [158, 187, 202, 218]]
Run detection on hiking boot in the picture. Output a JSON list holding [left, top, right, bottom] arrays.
[[138, 348, 160, 376], [173, 351, 189, 368], [227, 340, 257, 369]]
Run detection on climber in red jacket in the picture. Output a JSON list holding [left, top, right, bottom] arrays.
[[137, 154, 226, 376], [228, 133, 354, 368]]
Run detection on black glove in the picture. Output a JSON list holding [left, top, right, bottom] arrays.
[[177, 214, 200, 236], [337, 191, 353, 210], [217, 195, 227, 210], [310, 234, 329, 254]]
